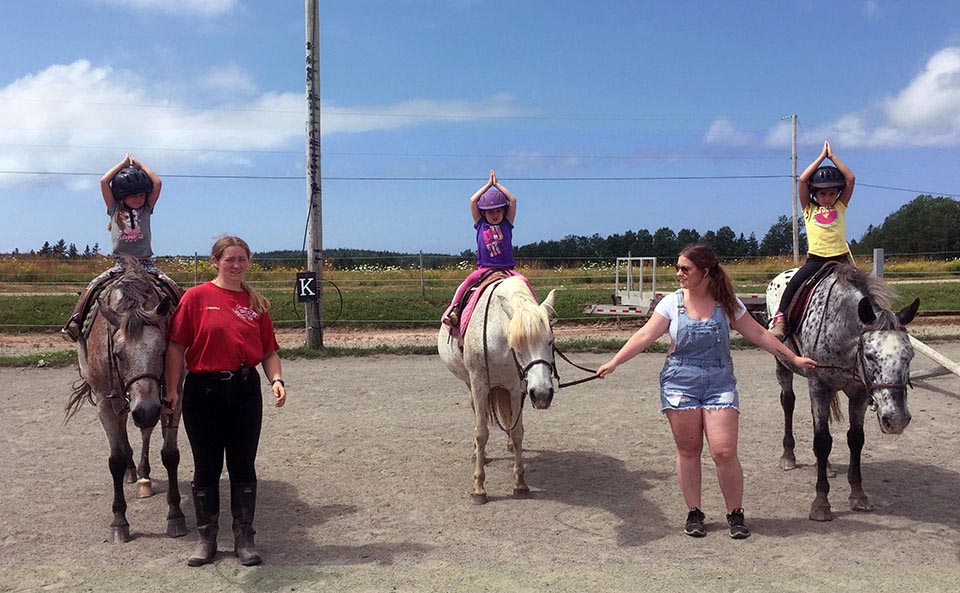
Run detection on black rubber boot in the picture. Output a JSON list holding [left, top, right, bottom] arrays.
[[231, 482, 262, 566], [187, 485, 219, 567]]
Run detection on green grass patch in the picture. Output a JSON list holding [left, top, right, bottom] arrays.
[[0, 349, 77, 368]]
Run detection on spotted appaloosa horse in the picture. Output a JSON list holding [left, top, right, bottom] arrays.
[[438, 275, 558, 504], [65, 260, 186, 542], [766, 264, 919, 521]]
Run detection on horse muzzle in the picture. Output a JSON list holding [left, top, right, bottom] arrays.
[[528, 386, 554, 410], [877, 409, 911, 435], [130, 399, 162, 428]]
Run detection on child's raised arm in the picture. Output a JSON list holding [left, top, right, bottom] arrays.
[[129, 155, 162, 208], [797, 141, 829, 209], [493, 172, 518, 224], [468, 170, 496, 224], [824, 141, 855, 206], [100, 154, 132, 210]]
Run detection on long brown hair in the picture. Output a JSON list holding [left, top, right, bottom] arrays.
[[679, 243, 739, 322], [210, 236, 271, 314]]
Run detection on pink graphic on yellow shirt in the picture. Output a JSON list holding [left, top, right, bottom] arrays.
[[813, 207, 839, 227], [483, 224, 504, 257]]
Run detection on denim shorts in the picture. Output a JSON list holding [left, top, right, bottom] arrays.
[[659, 357, 740, 413]]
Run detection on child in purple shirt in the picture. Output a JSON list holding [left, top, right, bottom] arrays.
[[442, 170, 519, 329]]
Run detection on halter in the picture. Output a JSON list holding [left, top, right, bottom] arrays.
[[99, 320, 168, 418]]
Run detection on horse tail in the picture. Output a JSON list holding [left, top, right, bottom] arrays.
[[64, 375, 94, 424], [487, 387, 515, 432], [829, 393, 844, 423]]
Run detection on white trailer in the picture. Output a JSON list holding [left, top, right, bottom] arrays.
[[580, 256, 769, 323]]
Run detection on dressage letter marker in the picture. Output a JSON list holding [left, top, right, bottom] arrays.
[[296, 272, 318, 302]]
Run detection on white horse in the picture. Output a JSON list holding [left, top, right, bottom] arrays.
[[438, 275, 557, 504]]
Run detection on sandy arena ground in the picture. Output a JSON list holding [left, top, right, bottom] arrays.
[[2, 338, 960, 592]]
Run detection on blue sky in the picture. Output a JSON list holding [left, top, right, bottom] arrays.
[[1, 1, 959, 256]]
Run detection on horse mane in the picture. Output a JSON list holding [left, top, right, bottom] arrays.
[[502, 277, 551, 351], [833, 263, 895, 310], [110, 259, 167, 340]]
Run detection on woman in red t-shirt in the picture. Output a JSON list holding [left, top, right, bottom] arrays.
[[164, 236, 286, 567]]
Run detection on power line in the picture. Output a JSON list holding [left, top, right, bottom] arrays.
[[0, 169, 956, 197]]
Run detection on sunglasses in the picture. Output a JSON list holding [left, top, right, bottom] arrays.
[[673, 264, 694, 273]]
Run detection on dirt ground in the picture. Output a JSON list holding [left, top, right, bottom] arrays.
[[2, 338, 960, 593]]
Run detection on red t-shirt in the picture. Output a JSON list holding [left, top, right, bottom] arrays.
[[167, 282, 280, 373]]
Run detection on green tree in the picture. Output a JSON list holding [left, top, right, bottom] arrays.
[[759, 215, 806, 256], [676, 228, 701, 247], [652, 227, 678, 259], [855, 195, 960, 255]]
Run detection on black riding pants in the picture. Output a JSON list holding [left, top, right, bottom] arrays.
[[182, 370, 263, 488], [777, 253, 850, 315]]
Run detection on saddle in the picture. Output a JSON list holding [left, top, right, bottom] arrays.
[[448, 270, 525, 338], [77, 272, 182, 341], [783, 261, 841, 338]]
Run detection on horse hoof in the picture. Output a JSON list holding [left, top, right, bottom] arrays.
[[779, 457, 797, 471], [470, 493, 488, 505], [136, 479, 154, 498], [849, 498, 873, 512], [809, 507, 834, 522], [167, 518, 188, 538], [513, 487, 531, 499], [124, 470, 138, 484], [110, 526, 132, 543]]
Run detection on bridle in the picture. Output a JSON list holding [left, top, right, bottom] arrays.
[[99, 322, 168, 418]]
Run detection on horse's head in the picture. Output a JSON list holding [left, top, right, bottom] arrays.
[[99, 293, 173, 429], [500, 287, 557, 410], [857, 297, 920, 434]]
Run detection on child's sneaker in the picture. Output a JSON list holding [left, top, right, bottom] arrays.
[[684, 507, 706, 537], [441, 310, 459, 328], [769, 313, 786, 341], [726, 508, 751, 539]]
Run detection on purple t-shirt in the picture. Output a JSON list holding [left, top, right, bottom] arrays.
[[475, 219, 515, 268]]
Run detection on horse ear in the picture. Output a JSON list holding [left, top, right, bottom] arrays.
[[97, 297, 121, 327], [497, 294, 516, 320], [541, 289, 558, 326], [896, 297, 920, 326], [857, 297, 877, 324]]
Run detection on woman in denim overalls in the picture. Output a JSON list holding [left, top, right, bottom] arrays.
[[598, 244, 816, 539]]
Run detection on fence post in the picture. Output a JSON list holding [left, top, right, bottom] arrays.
[[194, 252, 198, 286], [419, 250, 425, 298], [872, 248, 884, 278]]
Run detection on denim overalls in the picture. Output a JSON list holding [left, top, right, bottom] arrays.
[[659, 290, 740, 413]]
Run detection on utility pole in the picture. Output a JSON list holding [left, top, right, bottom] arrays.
[[305, 0, 324, 347], [790, 114, 799, 264]]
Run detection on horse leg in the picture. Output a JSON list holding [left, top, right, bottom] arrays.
[[809, 382, 835, 521], [845, 389, 872, 512], [509, 397, 529, 498], [777, 362, 798, 470], [470, 382, 489, 504], [161, 407, 187, 537], [136, 426, 154, 498], [118, 419, 137, 484], [99, 409, 133, 542]]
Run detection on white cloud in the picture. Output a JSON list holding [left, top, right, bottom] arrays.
[[0, 60, 535, 188], [759, 46, 960, 149], [704, 117, 752, 146], [93, 0, 238, 16], [198, 64, 257, 96], [863, 1, 881, 20]]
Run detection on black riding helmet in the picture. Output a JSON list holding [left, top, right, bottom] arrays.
[[111, 166, 153, 201], [809, 166, 845, 198]]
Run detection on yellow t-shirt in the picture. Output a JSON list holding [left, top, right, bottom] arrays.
[[803, 201, 848, 257]]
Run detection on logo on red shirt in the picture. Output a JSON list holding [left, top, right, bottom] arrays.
[[233, 305, 259, 322]]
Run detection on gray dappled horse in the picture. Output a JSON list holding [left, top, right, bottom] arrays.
[[438, 276, 558, 504], [65, 260, 186, 542], [766, 264, 919, 521]]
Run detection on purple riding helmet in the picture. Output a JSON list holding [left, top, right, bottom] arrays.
[[478, 187, 508, 210]]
